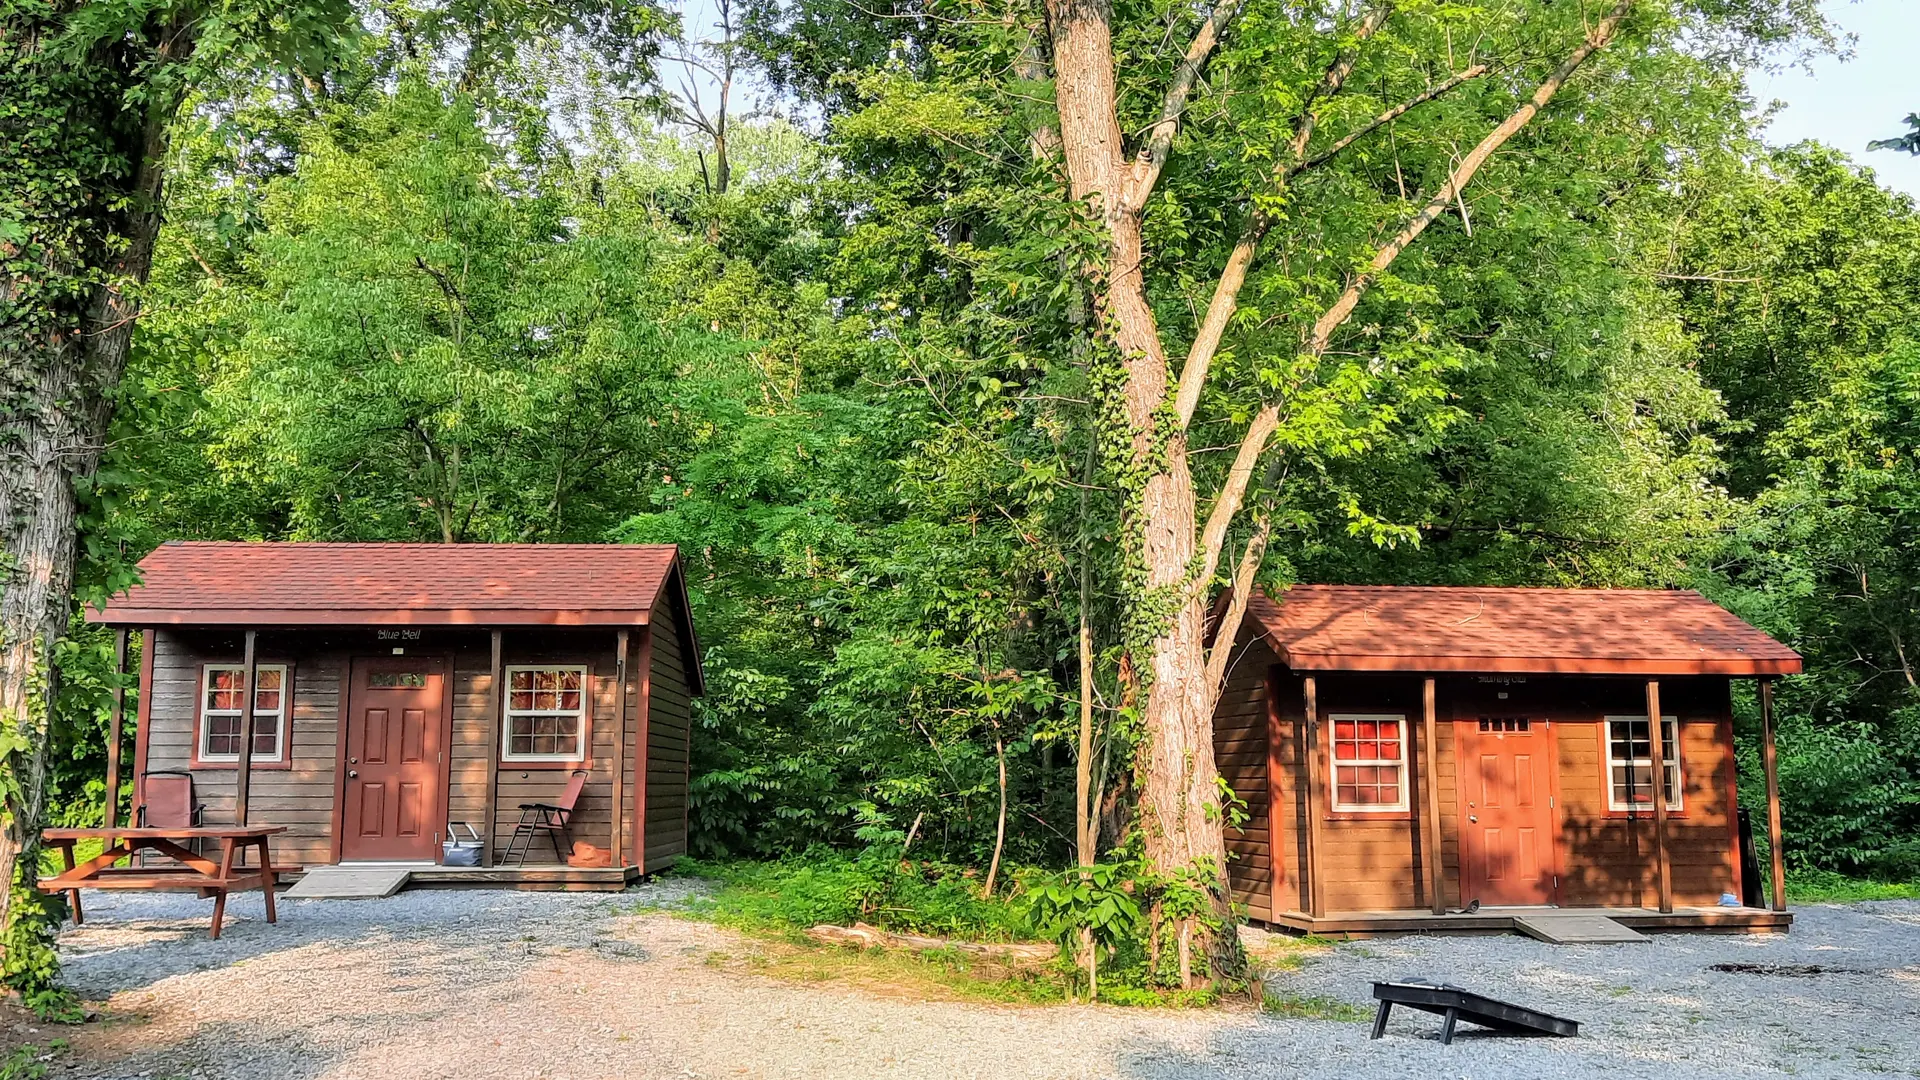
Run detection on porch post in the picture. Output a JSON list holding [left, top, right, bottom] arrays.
[[482, 629, 503, 868], [1644, 679, 1673, 914], [610, 629, 630, 864], [233, 629, 260, 826], [103, 628, 129, 829], [632, 626, 654, 873], [1760, 677, 1787, 911], [1302, 675, 1325, 919], [1422, 677, 1445, 915]]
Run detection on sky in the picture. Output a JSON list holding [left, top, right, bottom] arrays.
[[1749, 0, 1920, 198]]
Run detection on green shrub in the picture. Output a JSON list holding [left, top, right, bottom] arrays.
[[672, 849, 1035, 941]]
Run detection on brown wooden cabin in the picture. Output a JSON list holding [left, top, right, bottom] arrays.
[[1213, 585, 1802, 936], [89, 542, 703, 889]]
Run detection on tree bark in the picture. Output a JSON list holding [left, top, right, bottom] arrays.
[[0, 8, 196, 934], [1046, 0, 1239, 978]]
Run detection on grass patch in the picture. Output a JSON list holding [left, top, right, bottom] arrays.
[[653, 853, 1248, 1009], [1261, 990, 1370, 1022], [1786, 870, 1920, 903], [697, 937, 1069, 1006], [662, 852, 1033, 941]]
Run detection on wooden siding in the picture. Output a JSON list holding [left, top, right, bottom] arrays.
[[644, 592, 693, 871], [1213, 641, 1273, 922], [139, 630, 343, 869], [134, 625, 701, 871], [1214, 625, 1744, 920]]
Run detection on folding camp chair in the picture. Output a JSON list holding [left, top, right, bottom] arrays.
[[139, 771, 205, 829], [503, 770, 588, 865], [136, 771, 206, 862]]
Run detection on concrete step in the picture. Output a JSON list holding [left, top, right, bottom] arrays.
[[282, 866, 412, 899], [1514, 912, 1649, 944]]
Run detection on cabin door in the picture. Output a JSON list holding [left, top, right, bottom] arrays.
[[1458, 717, 1558, 906], [341, 657, 447, 862]]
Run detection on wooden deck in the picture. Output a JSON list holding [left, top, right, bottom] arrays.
[[1262, 905, 1792, 938], [280, 864, 642, 893]]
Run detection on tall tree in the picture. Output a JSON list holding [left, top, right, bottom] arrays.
[[0, 0, 664, 942], [1034, 0, 1824, 975]]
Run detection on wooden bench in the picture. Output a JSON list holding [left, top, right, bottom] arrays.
[[39, 826, 288, 939]]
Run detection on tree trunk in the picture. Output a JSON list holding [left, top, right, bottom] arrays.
[[0, 8, 195, 936], [982, 730, 1008, 896], [1046, 0, 1239, 978]]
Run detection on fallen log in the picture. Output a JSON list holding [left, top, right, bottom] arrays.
[[804, 922, 1059, 966]]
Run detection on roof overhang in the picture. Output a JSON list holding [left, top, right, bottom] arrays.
[[1273, 649, 1802, 677], [88, 607, 657, 628]]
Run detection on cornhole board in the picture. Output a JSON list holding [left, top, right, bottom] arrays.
[[1370, 980, 1579, 1045]]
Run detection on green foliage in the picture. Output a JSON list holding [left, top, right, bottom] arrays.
[[1020, 861, 1141, 963], [1, 861, 68, 1009], [1784, 869, 1920, 904], [1868, 114, 1920, 156], [671, 851, 1033, 942]]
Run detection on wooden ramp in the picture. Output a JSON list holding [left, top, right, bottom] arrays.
[[1514, 912, 1649, 944], [282, 865, 412, 899]]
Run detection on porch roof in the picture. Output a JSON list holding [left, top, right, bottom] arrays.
[[88, 541, 686, 629], [1243, 585, 1802, 677]]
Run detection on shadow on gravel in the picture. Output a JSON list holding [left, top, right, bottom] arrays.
[[55, 1018, 340, 1080], [51, 890, 655, 1079], [54, 889, 642, 998]]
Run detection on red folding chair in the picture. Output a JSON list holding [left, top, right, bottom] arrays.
[[503, 770, 588, 865], [136, 770, 206, 864]]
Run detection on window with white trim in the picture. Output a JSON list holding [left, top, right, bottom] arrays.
[[1604, 714, 1682, 812], [503, 666, 588, 761], [1329, 714, 1410, 812], [199, 664, 288, 763]]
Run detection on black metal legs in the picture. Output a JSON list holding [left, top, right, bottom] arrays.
[[1440, 1007, 1460, 1045], [502, 806, 574, 866], [1370, 1001, 1392, 1040]]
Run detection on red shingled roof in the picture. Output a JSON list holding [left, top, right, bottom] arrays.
[[90, 542, 686, 628], [1242, 585, 1801, 676]]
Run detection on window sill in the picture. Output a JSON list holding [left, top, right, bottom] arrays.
[[499, 759, 592, 771], [191, 759, 294, 771], [1603, 808, 1689, 820], [1325, 810, 1414, 822]]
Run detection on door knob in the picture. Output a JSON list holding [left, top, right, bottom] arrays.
[[350, 757, 359, 764], [1469, 815, 1478, 823], [347, 770, 359, 778]]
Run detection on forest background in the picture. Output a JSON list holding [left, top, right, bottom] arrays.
[[9, 0, 1920, 995]]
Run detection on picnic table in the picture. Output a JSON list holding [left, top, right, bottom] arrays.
[[38, 825, 287, 939]]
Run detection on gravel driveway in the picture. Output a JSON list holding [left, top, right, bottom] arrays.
[[46, 883, 1920, 1080]]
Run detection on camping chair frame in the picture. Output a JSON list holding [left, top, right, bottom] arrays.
[[503, 770, 589, 865], [136, 770, 207, 862]]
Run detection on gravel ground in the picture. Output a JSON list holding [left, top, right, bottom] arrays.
[[44, 884, 1920, 1080]]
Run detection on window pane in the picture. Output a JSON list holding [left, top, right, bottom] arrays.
[[1334, 737, 1358, 760], [256, 669, 282, 691], [254, 729, 279, 755], [1378, 734, 1401, 761], [511, 670, 534, 691]]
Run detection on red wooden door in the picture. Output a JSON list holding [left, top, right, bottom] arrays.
[[341, 658, 445, 862], [1459, 718, 1557, 906]]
